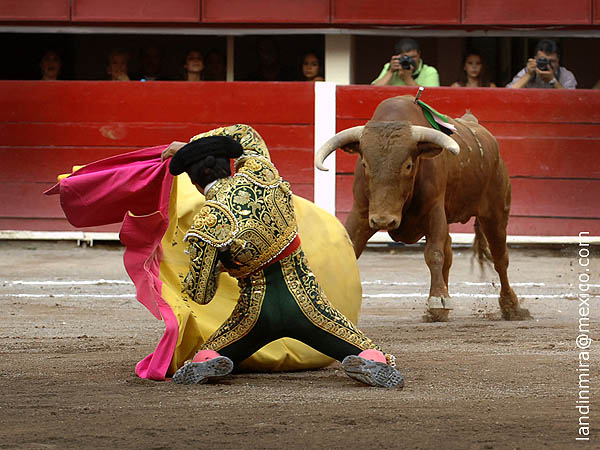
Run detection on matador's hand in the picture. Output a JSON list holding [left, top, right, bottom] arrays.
[[161, 141, 187, 162]]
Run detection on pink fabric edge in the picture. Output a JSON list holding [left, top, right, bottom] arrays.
[[123, 169, 179, 381], [45, 145, 183, 381]]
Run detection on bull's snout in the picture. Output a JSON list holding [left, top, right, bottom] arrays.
[[369, 215, 401, 231]]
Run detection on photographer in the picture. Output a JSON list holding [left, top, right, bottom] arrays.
[[371, 38, 440, 87], [507, 39, 576, 89]]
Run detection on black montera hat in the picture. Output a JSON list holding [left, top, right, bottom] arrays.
[[169, 135, 244, 176]]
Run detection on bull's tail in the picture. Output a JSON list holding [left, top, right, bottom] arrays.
[[472, 217, 493, 270]]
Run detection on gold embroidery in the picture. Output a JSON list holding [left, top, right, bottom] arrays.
[[184, 123, 297, 303], [185, 200, 238, 248], [190, 124, 271, 161], [233, 191, 251, 205], [281, 249, 382, 353], [245, 159, 261, 171], [193, 206, 218, 228], [182, 237, 219, 305], [202, 160, 296, 278], [201, 270, 265, 351], [236, 157, 281, 188]]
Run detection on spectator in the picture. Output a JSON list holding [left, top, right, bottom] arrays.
[[451, 51, 496, 87], [107, 48, 130, 81], [507, 39, 576, 89], [246, 37, 295, 81], [184, 50, 204, 81], [301, 52, 324, 82], [372, 38, 439, 87], [138, 45, 163, 81], [40, 49, 61, 80], [203, 49, 226, 81]]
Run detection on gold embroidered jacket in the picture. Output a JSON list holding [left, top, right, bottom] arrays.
[[181, 124, 297, 305]]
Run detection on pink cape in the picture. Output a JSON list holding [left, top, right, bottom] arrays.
[[46, 146, 179, 380]]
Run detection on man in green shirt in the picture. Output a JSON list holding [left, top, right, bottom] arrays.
[[372, 38, 439, 87]]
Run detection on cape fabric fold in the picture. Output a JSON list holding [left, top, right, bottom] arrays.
[[46, 146, 363, 380]]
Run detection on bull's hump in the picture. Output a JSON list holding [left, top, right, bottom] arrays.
[[372, 96, 424, 123], [459, 109, 479, 124]]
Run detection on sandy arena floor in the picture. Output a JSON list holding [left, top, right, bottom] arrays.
[[0, 240, 598, 449]]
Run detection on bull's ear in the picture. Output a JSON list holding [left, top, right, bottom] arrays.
[[416, 142, 445, 159], [341, 142, 360, 154]]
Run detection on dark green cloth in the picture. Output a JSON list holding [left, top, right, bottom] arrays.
[[416, 99, 453, 135], [202, 249, 374, 366]]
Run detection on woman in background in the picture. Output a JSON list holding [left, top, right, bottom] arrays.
[[451, 51, 496, 87], [301, 52, 324, 82], [40, 49, 61, 80], [184, 50, 205, 81], [106, 48, 130, 81]]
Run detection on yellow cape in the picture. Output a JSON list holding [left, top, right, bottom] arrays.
[[159, 175, 363, 374]]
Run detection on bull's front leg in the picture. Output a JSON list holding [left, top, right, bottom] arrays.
[[345, 207, 375, 258], [345, 165, 375, 259], [424, 204, 452, 321]]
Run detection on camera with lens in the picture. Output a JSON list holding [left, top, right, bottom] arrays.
[[398, 55, 416, 71], [536, 57, 551, 71]]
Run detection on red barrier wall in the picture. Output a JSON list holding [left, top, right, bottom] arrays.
[[0, 0, 70, 21], [202, 0, 330, 23], [461, 0, 592, 25], [1, 0, 598, 25], [1, 81, 599, 236], [335, 86, 600, 236], [0, 81, 315, 232], [331, 0, 460, 24], [71, 0, 200, 23]]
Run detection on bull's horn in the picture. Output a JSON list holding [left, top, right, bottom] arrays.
[[315, 126, 364, 171], [411, 126, 460, 155]]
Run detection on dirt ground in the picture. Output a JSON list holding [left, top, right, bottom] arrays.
[[0, 240, 598, 450]]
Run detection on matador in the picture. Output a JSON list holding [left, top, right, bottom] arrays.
[[162, 124, 403, 388]]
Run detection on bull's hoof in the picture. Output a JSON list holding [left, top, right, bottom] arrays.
[[424, 296, 453, 322], [501, 306, 532, 321], [425, 308, 450, 322], [499, 292, 533, 321], [427, 296, 454, 310]]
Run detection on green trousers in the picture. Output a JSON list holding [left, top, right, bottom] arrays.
[[201, 248, 380, 365]]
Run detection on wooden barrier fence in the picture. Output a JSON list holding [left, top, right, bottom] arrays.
[[1, 81, 598, 236]]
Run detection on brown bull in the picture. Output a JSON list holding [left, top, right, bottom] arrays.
[[316, 95, 530, 321]]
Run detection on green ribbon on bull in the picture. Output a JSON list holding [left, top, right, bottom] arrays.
[[416, 99, 455, 136]]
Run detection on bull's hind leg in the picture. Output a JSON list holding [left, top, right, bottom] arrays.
[[477, 215, 531, 320], [442, 232, 453, 290]]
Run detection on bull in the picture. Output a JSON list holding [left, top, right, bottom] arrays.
[[316, 95, 530, 321]]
